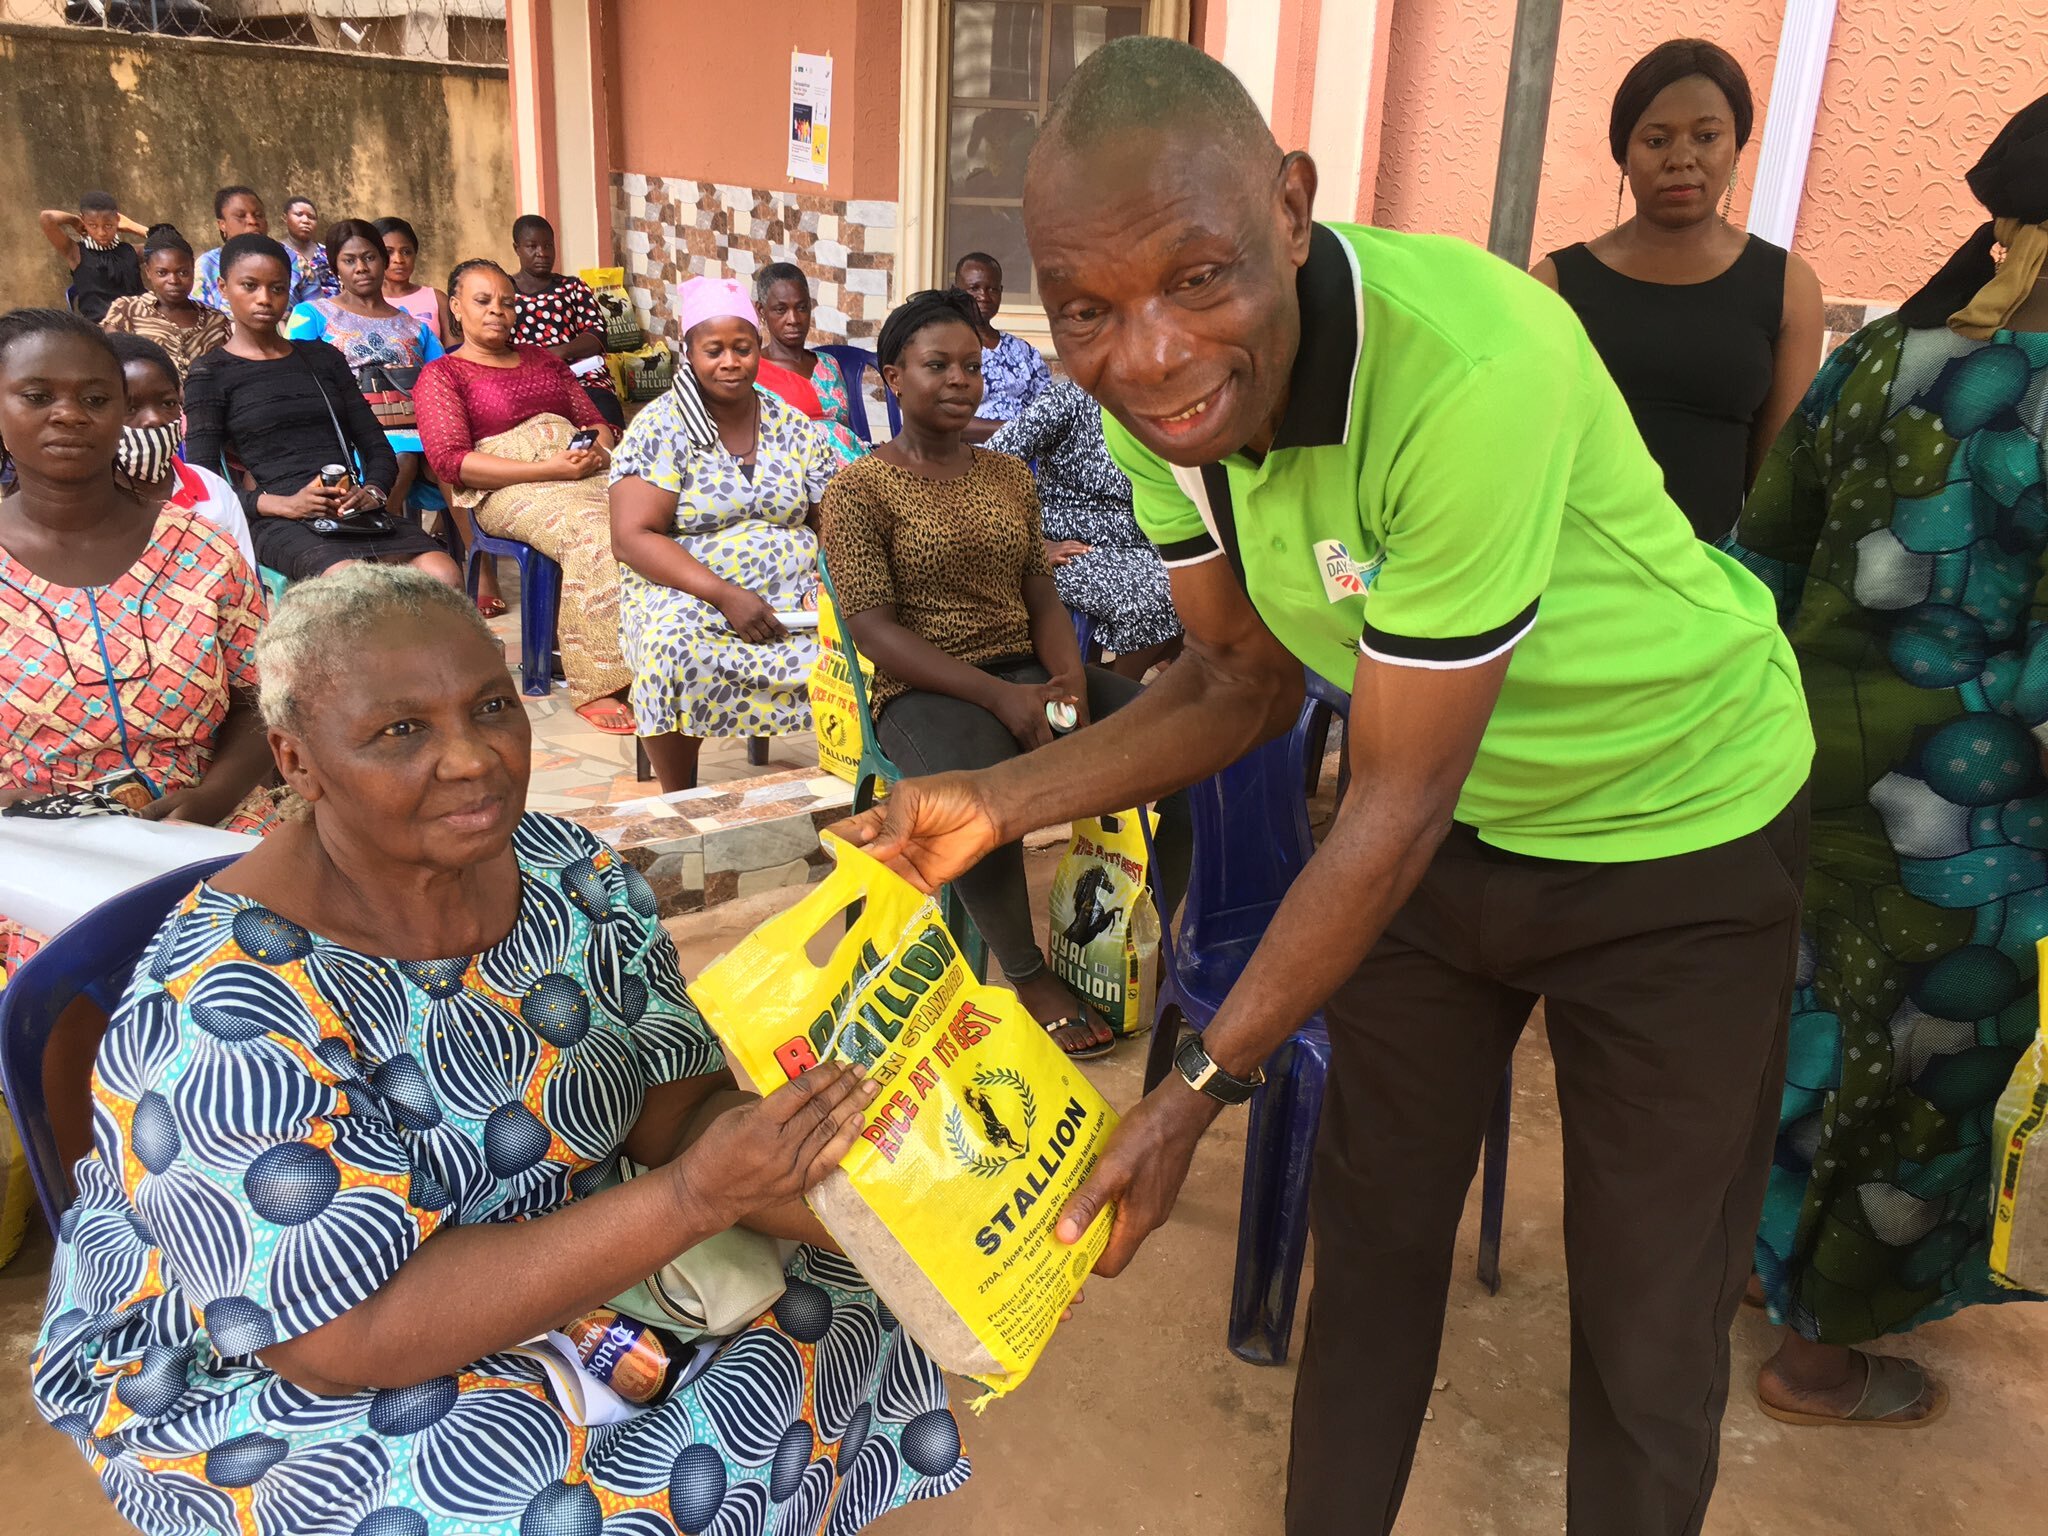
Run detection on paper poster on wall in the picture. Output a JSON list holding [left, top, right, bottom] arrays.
[[789, 51, 832, 185]]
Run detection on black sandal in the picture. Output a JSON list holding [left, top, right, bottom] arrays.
[[1042, 1013, 1116, 1060]]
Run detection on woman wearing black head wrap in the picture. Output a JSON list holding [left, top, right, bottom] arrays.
[[1535, 39, 1824, 542], [1723, 93, 2048, 1429]]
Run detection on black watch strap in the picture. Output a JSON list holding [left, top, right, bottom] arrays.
[[1175, 1033, 1264, 1105]]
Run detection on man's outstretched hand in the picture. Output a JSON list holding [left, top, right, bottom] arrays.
[[832, 772, 1005, 893], [1055, 1079, 1222, 1276]]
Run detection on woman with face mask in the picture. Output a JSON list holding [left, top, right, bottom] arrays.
[[103, 330, 255, 571], [0, 308, 281, 980]]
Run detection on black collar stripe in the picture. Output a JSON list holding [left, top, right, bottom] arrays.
[[1269, 224, 1367, 453], [1199, 462, 1249, 590], [1361, 599, 1539, 669], [1156, 534, 1222, 567]]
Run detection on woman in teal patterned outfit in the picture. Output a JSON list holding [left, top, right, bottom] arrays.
[[1726, 94, 2048, 1427], [33, 566, 968, 1533]]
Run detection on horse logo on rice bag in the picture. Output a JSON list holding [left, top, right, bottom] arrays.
[[1048, 811, 1160, 1037], [691, 836, 1117, 1400]]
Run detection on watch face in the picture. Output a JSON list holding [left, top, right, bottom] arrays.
[[1176, 1033, 1258, 1103]]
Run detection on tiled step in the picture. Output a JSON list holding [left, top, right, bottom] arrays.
[[565, 767, 855, 917]]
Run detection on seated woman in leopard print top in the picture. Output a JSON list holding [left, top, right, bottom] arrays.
[[821, 289, 1189, 1060]]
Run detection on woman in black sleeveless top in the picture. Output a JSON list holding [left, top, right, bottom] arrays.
[[1535, 39, 1821, 542]]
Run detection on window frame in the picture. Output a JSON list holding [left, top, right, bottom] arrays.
[[899, 0, 1191, 355]]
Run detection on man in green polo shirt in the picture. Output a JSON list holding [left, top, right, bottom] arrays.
[[844, 38, 1812, 1536]]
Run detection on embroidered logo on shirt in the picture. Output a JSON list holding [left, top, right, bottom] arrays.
[[1314, 539, 1381, 603]]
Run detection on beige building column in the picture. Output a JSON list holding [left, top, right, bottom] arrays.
[[505, 0, 611, 272]]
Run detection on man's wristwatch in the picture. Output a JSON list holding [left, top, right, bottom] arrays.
[[1174, 1033, 1265, 1105]]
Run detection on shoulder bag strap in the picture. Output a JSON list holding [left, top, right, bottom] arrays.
[[290, 342, 358, 476]]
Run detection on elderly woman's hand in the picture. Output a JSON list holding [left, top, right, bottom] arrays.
[[671, 1062, 878, 1230]]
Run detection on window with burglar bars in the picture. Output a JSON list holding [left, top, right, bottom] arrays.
[[943, 1, 1145, 302]]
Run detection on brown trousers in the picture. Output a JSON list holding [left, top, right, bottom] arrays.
[[1286, 793, 1807, 1536]]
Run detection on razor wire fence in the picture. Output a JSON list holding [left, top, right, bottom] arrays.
[[2, 0, 507, 67]]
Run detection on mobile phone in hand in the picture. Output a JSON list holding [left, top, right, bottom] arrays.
[[568, 428, 600, 453]]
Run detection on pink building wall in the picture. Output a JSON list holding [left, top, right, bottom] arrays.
[[1367, 0, 2046, 302]]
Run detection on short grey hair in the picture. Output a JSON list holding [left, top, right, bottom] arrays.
[[256, 564, 497, 731], [1034, 36, 1279, 168]]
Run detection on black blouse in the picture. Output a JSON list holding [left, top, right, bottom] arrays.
[[1548, 237, 1785, 542], [183, 340, 399, 518]]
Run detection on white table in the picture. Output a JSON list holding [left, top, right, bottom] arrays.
[[0, 816, 257, 936]]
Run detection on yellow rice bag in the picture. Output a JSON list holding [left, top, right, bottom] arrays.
[[692, 836, 1115, 1398], [1989, 939, 2048, 1291], [809, 591, 872, 787], [1048, 810, 1159, 1038]]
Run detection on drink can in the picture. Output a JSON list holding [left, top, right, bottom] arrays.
[[319, 464, 348, 488], [1046, 700, 1078, 733], [563, 1309, 681, 1404]]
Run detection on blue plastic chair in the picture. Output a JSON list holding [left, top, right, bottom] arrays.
[[817, 344, 901, 444], [0, 857, 236, 1230], [1140, 678, 1513, 1365], [465, 532, 560, 698], [258, 565, 290, 610], [1070, 609, 1103, 665]]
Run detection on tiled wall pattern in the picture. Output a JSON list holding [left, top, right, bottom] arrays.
[[611, 172, 898, 347]]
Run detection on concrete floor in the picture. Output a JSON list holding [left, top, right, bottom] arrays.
[[7, 851, 2048, 1535]]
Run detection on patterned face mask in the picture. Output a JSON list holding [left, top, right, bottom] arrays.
[[115, 420, 183, 484]]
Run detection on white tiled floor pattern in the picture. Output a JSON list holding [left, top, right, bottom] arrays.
[[481, 561, 820, 816]]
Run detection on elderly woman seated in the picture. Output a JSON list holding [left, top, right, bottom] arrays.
[[414, 258, 634, 731], [822, 291, 1189, 1059], [609, 277, 833, 792], [32, 565, 970, 1536], [0, 310, 276, 979]]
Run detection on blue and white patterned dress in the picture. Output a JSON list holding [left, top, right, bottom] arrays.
[[974, 333, 1051, 423], [33, 813, 968, 1534], [610, 389, 831, 739]]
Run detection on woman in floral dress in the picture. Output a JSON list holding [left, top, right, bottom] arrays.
[[33, 565, 969, 1535], [610, 278, 830, 792], [1727, 93, 2048, 1427], [285, 219, 446, 512]]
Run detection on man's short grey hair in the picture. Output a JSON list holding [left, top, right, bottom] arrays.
[[1034, 35, 1280, 170], [255, 564, 497, 732]]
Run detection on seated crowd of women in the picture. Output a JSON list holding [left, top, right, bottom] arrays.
[[0, 265, 1186, 1534], [2, 234, 1189, 1022]]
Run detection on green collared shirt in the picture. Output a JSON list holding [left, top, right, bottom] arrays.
[[1105, 222, 1812, 861]]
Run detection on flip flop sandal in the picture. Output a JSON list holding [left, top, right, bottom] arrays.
[[575, 701, 638, 736], [475, 594, 507, 619], [1757, 1352, 1950, 1429], [1042, 1014, 1116, 1060]]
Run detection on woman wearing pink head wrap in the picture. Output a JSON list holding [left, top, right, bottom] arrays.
[[607, 275, 837, 789]]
